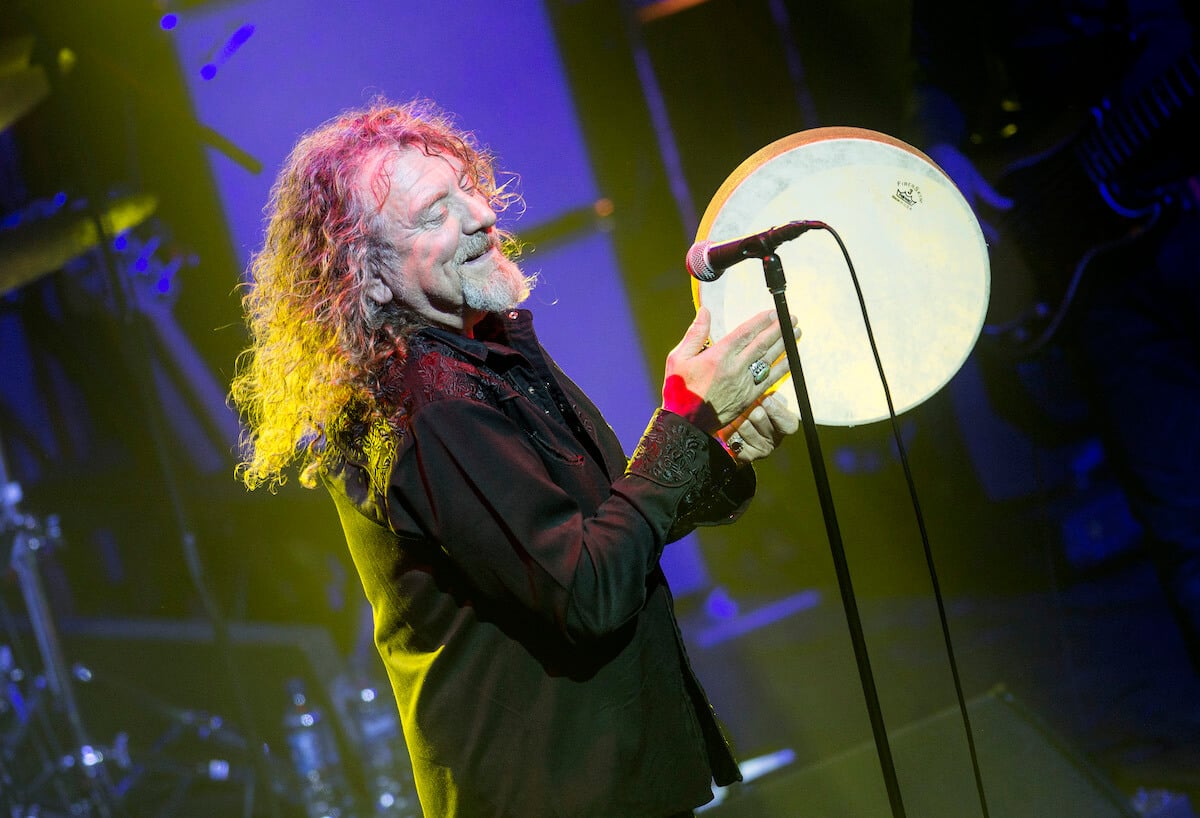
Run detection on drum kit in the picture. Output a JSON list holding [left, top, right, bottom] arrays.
[[0, 187, 223, 816], [1, 37, 165, 812], [1, 429, 125, 816]]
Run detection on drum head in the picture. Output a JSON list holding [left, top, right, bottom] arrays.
[[694, 127, 990, 426]]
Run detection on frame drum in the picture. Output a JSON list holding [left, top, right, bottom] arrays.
[[693, 127, 990, 426]]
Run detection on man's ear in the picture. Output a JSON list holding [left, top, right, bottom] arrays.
[[365, 270, 394, 305]]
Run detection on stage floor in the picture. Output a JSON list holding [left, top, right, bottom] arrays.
[[682, 554, 1200, 817]]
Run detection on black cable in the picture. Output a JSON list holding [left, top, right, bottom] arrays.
[[813, 222, 992, 818]]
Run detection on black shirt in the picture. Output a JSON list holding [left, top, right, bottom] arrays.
[[323, 309, 753, 817]]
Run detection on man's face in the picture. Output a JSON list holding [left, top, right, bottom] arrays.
[[364, 146, 528, 332]]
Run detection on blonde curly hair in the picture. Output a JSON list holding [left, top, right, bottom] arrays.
[[230, 99, 521, 490]]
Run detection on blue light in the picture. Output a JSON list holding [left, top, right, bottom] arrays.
[[113, 232, 128, 250], [224, 24, 255, 56], [156, 277, 170, 294], [52, 191, 67, 208], [704, 586, 739, 620], [200, 24, 255, 81], [160, 14, 178, 30]]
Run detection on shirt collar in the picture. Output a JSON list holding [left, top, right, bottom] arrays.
[[416, 309, 536, 365]]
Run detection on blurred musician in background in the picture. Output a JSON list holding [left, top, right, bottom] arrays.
[[910, 0, 1200, 771]]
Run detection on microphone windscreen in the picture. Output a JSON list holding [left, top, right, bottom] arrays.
[[685, 241, 719, 282]]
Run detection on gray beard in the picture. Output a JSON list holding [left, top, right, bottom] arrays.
[[461, 257, 534, 313]]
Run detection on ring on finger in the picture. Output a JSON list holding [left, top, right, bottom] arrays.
[[728, 433, 744, 454], [749, 359, 770, 385]]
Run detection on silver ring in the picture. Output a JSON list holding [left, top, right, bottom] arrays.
[[749, 359, 770, 385], [728, 434, 744, 454]]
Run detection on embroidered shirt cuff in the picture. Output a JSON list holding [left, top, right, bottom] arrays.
[[625, 410, 753, 538]]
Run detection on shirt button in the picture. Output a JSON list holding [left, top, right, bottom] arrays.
[[508, 311, 519, 320]]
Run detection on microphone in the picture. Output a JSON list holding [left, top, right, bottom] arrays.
[[686, 221, 821, 282]]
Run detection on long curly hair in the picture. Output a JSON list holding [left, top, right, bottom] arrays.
[[230, 99, 521, 490]]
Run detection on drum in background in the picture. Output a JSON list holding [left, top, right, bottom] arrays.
[[693, 127, 990, 426]]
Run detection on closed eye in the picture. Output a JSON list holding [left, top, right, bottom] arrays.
[[421, 201, 449, 225]]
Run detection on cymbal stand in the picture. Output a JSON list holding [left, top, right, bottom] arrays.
[[1, 434, 121, 816], [84, 203, 281, 818], [757, 247, 908, 818]]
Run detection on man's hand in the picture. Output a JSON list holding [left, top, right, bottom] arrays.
[[716, 392, 799, 464], [926, 142, 1013, 243], [661, 306, 797, 435]]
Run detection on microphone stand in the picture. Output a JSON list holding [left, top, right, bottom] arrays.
[[759, 251, 907, 817]]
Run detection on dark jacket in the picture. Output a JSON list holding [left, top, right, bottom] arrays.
[[322, 309, 752, 817]]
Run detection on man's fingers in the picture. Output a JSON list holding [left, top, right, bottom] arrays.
[[747, 351, 793, 399], [719, 309, 779, 356], [741, 405, 773, 445], [720, 390, 800, 463], [739, 313, 799, 368], [762, 392, 800, 435], [672, 306, 713, 358], [708, 309, 799, 373]]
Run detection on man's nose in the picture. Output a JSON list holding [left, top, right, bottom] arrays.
[[463, 192, 497, 233]]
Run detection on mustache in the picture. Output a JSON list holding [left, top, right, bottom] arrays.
[[456, 235, 495, 263]]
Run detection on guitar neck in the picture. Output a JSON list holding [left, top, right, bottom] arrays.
[[1076, 47, 1200, 184]]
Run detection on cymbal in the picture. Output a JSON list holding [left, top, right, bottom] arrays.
[[0, 35, 49, 132], [693, 127, 990, 426], [0, 193, 159, 295], [0, 65, 48, 133]]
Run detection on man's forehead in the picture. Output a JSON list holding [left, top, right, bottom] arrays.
[[361, 146, 463, 211]]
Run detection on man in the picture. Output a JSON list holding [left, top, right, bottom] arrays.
[[231, 100, 799, 817]]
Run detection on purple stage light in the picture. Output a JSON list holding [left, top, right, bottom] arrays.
[[199, 23, 255, 81], [223, 24, 255, 56], [160, 14, 178, 31]]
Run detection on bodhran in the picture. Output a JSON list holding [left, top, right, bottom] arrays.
[[693, 127, 990, 426]]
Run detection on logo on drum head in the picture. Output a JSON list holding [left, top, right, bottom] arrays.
[[892, 181, 923, 210]]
